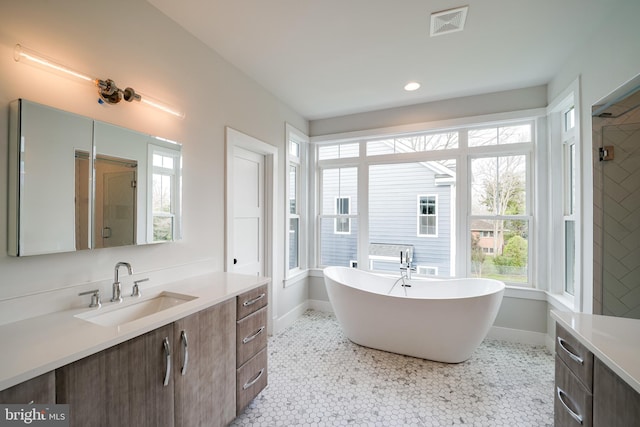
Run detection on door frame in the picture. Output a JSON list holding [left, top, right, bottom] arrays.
[[225, 127, 278, 332]]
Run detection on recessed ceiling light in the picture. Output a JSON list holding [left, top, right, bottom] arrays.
[[404, 82, 421, 91]]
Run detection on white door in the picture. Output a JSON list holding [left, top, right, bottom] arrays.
[[232, 147, 264, 276]]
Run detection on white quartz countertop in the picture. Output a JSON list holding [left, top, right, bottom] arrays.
[[551, 310, 640, 394], [0, 271, 270, 391]]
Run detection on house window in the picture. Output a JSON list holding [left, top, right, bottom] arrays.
[[417, 266, 438, 276], [319, 167, 358, 267], [286, 124, 308, 277], [316, 119, 534, 287], [417, 195, 438, 237], [335, 197, 351, 234], [149, 145, 181, 242], [563, 105, 577, 295], [470, 153, 530, 284]]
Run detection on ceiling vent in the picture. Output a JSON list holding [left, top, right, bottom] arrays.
[[430, 6, 468, 37]]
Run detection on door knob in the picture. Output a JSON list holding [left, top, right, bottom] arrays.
[[233, 258, 238, 265]]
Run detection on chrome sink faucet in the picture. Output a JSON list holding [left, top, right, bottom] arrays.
[[112, 262, 133, 303], [400, 250, 416, 281]]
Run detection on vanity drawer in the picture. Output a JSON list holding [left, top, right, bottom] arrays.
[[555, 356, 593, 427], [556, 323, 594, 391], [237, 285, 268, 320], [236, 347, 268, 414], [237, 307, 268, 367]]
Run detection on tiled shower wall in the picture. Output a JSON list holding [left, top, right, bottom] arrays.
[[593, 105, 640, 317]]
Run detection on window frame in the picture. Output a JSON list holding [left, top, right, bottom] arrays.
[[285, 124, 309, 281], [417, 194, 438, 237], [148, 142, 181, 243], [314, 115, 539, 288]]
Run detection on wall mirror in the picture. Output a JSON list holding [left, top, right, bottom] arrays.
[[8, 99, 182, 256]]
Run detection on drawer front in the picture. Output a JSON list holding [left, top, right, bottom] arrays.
[[237, 285, 268, 320], [237, 307, 268, 367], [236, 347, 268, 415], [555, 356, 593, 427], [556, 323, 594, 391]]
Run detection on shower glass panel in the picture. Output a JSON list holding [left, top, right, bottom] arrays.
[[601, 122, 640, 319]]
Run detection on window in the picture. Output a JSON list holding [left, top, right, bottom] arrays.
[[417, 195, 437, 236], [563, 106, 577, 295], [285, 124, 308, 277], [470, 154, 530, 284], [316, 119, 534, 286], [335, 197, 351, 234], [149, 144, 181, 242], [319, 167, 358, 267], [417, 266, 438, 276]]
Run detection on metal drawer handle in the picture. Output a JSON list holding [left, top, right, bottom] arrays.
[[557, 386, 583, 425], [242, 326, 265, 344], [557, 337, 584, 365], [163, 337, 171, 386], [242, 293, 265, 307], [243, 368, 265, 390], [180, 330, 189, 376]]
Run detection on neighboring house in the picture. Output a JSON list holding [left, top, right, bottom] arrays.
[[321, 161, 455, 276], [470, 219, 504, 256]]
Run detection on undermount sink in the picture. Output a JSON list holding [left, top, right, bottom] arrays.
[[76, 292, 197, 327]]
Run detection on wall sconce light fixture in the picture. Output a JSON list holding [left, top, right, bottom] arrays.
[[14, 44, 185, 119]]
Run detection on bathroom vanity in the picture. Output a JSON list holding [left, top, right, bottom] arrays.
[[0, 272, 269, 427], [552, 310, 640, 426]]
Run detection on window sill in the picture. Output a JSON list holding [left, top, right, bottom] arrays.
[[546, 292, 575, 312], [283, 270, 309, 288]]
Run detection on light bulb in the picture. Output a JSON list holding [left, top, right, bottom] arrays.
[[14, 44, 94, 83]]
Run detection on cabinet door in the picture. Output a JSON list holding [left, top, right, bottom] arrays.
[[593, 358, 640, 426], [174, 299, 236, 427], [0, 372, 55, 403], [57, 324, 174, 427]]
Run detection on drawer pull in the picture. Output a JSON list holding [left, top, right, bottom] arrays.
[[557, 337, 584, 365], [242, 293, 265, 307], [242, 326, 265, 344], [163, 337, 171, 387], [243, 368, 265, 390], [180, 330, 189, 376], [556, 386, 583, 425]]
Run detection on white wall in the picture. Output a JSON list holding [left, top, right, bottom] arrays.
[[0, 0, 307, 321]]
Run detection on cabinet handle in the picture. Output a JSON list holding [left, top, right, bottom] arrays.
[[556, 386, 583, 425], [180, 330, 188, 376], [163, 337, 171, 387], [242, 326, 265, 344], [242, 293, 265, 307], [243, 368, 265, 390], [557, 337, 584, 365]]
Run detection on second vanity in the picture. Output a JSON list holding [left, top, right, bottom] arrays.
[[0, 271, 269, 427]]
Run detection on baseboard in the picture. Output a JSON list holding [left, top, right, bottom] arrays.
[[487, 325, 547, 346], [308, 299, 334, 313], [274, 300, 309, 334]]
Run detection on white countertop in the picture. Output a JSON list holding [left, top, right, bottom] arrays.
[[0, 272, 270, 391], [551, 310, 640, 394]]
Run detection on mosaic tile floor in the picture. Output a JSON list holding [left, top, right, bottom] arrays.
[[231, 310, 554, 426]]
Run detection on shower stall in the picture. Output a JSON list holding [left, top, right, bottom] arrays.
[[593, 84, 640, 318]]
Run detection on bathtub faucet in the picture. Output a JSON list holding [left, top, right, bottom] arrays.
[[400, 250, 416, 281]]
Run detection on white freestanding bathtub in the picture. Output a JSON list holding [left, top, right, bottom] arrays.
[[323, 266, 505, 363]]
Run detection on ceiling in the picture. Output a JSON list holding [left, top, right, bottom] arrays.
[[147, 0, 616, 121]]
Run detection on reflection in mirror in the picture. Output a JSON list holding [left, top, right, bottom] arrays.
[[74, 151, 91, 251], [94, 155, 138, 248], [8, 99, 182, 256]]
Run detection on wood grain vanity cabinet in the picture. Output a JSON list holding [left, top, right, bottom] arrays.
[[555, 323, 640, 427], [57, 299, 238, 427], [235, 285, 268, 414], [0, 371, 55, 404], [57, 324, 175, 427], [173, 299, 236, 427]]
